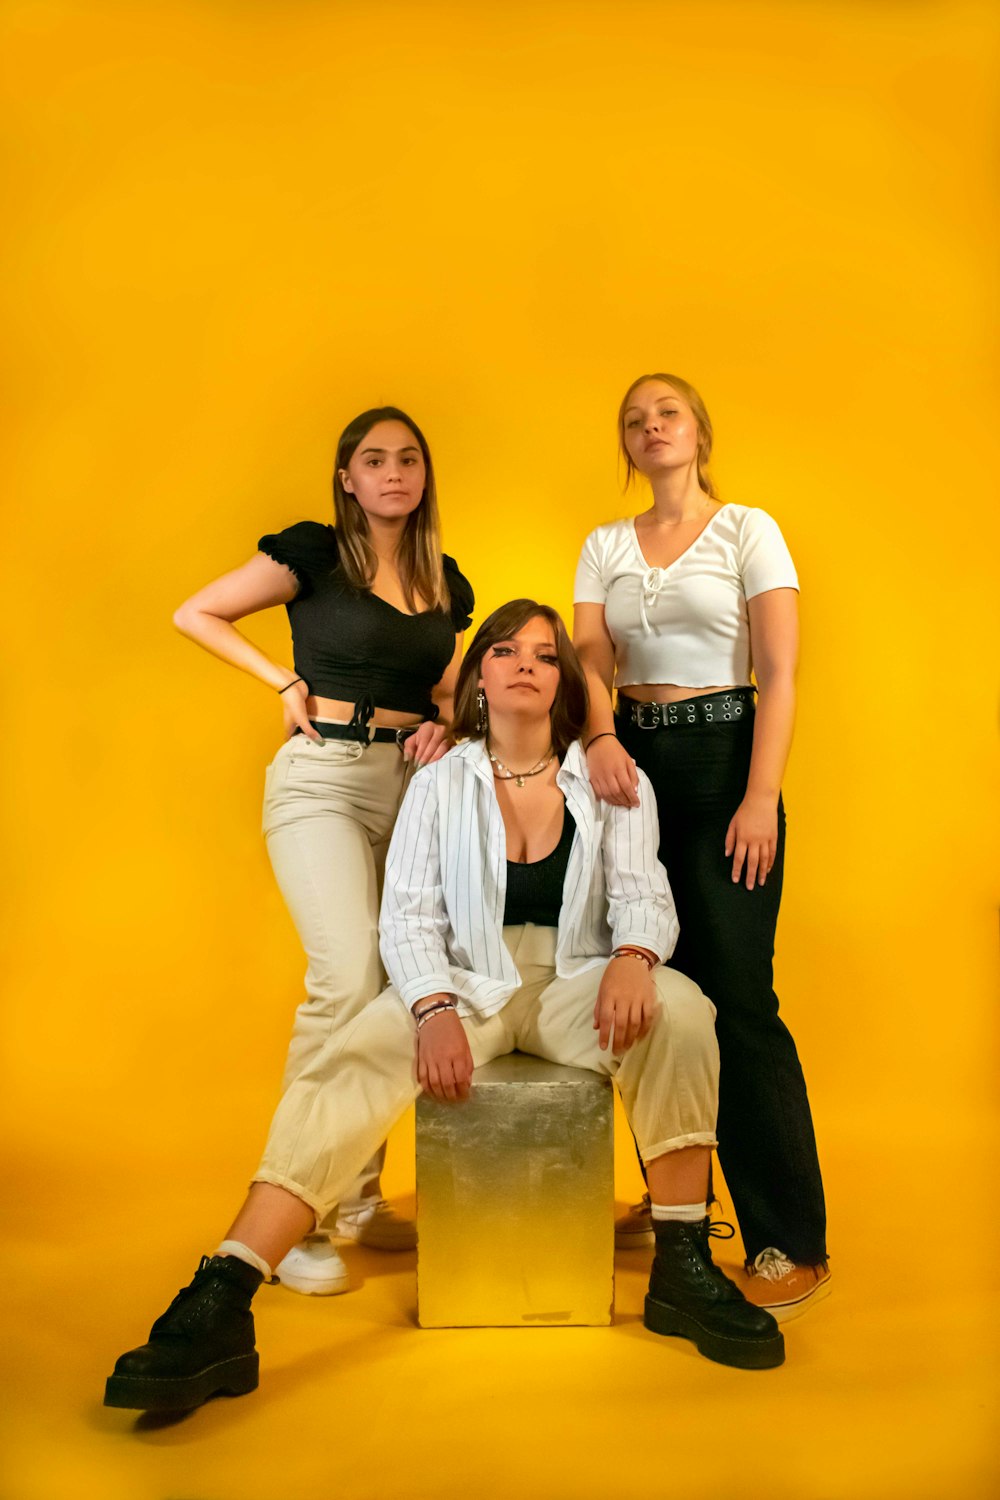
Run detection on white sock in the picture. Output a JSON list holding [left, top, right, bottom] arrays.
[[216, 1239, 273, 1279], [650, 1201, 707, 1223]]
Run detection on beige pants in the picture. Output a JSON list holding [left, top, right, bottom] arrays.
[[262, 733, 414, 1207], [256, 923, 720, 1222]]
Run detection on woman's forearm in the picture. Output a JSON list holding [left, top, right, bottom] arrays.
[[745, 672, 795, 802], [172, 554, 302, 693], [573, 606, 619, 740], [173, 606, 299, 692], [582, 663, 617, 739], [744, 587, 799, 805], [429, 633, 464, 731], [430, 684, 455, 732]]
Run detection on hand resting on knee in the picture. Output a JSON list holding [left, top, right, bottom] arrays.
[[593, 949, 660, 1053], [414, 996, 474, 1101]]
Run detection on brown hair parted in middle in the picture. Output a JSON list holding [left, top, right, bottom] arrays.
[[332, 404, 450, 613], [452, 599, 589, 758]]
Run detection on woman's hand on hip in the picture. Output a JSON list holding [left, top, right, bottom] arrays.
[[281, 679, 323, 742], [586, 735, 640, 808], [416, 1010, 474, 1101], [403, 720, 451, 767], [594, 959, 658, 1053], [725, 793, 778, 889]]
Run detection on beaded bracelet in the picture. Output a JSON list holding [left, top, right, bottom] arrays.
[[415, 1001, 457, 1030], [611, 947, 656, 972], [278, 677, 306, 695], [413, 996, 454, 1019]]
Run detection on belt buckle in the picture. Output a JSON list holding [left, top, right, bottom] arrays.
[[635, 702, 661, 730], [395, 727, 416, 749]]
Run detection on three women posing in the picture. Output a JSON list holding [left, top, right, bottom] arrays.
[[574, 373, 828, 1317], [172, 405, 473, 1294], [103, 373, 826, 1416]]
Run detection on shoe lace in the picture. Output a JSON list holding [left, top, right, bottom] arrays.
[[339, 1197, 390, 1222], [149, 1256, 216, 1337], [752, 1246, 796, 1281], [707, 1219, 735, 1242]]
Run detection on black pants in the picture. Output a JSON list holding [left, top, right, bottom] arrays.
[[618, 707, 827, 1265]]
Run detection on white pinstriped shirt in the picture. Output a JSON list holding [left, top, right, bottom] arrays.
[[379, 738, 679, 1018]]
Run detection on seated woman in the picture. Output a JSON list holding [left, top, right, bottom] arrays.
[[104, 602, 783, 1415]]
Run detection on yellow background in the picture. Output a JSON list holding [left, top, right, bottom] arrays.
[[2, 2, 997, 1497]]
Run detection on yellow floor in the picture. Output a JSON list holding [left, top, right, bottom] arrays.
[[2, 1103, 998, 1500]]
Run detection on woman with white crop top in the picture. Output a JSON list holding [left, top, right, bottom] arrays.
[[573, 372, 829, 1321]]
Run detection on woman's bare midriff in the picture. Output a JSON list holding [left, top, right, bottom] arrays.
[[618, 684, 740, 705], [306, 695, 424, 729]]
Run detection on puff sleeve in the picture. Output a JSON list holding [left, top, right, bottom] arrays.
[[257, 521, 339, 599], [443, 555, 475, 630]]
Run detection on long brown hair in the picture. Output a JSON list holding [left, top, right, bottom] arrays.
[[332, 405, 450, 612], [452, 600, 589, 758], [617, 372, 719, 499]]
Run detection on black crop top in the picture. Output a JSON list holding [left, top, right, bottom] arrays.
[[257, 521, 475, 717], [503, 806, 577, 929]]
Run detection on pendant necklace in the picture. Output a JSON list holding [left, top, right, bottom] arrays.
[[487, 746, 555, 789]]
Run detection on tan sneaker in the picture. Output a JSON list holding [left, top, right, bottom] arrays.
[[615, 1193, 655, 1250], [738, 1247, 831, 1322], [335, 1198, 417, 1251]]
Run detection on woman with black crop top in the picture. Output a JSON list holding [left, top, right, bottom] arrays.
[[104, 600, 784, 1415], [574, 373, 829, 1322], [172, 406, 473, 1296]]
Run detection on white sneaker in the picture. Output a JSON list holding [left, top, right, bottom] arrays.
[[335, 1198, 417, 1251], [273, 1237, 350, 1295]]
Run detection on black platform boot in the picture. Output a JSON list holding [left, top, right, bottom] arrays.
[[644, 1218, 785, 1369], [104, 1254, 264, 1411]]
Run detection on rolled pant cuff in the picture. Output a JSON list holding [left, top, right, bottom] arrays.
[[639, 1131, 718, 1164], [252, 1170, 330, 1228]]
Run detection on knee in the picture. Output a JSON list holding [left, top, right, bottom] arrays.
[[303, 949, 384, 1019], [655, 967, 716, 1026], [296, 989, 415, 1084], [652, 970, 720, 1067]]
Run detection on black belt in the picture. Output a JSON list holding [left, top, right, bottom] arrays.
[[616, 688, 755, 730], [297, 691, 418, 747], [306, 720, 415, 746]]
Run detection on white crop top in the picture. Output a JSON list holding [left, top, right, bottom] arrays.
[[574, 505, 798, 688]]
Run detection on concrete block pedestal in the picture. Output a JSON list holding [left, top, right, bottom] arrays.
[[416, 1052, 614, 1327]]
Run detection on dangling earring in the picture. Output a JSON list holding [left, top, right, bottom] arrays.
[[476, 688, 488, 735]]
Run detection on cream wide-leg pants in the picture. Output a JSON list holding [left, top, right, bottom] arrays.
[[255, 924, 720, 1222], [262, 733, 414, 1209]]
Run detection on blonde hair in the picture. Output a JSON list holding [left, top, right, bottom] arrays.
[[332, 406, 450, 613], [617, 372, 719, 499]]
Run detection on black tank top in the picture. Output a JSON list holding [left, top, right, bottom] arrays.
[[503, 806, 576, 928]]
